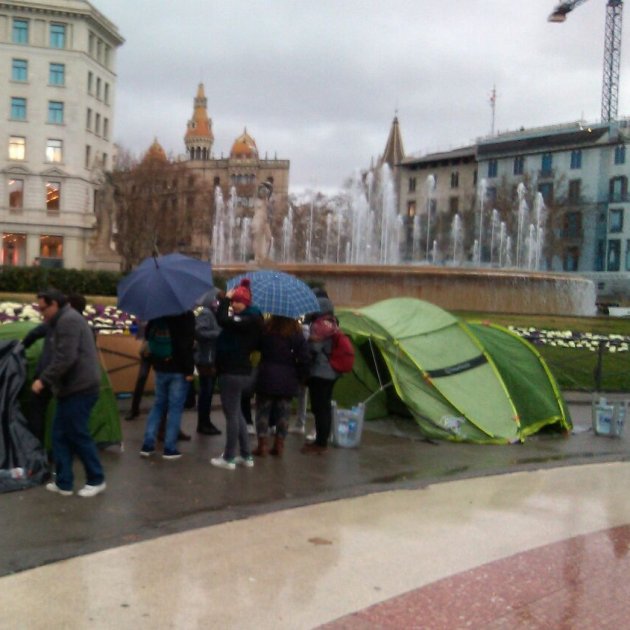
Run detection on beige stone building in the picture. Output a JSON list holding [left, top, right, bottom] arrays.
[[0, 0, 123, 269], [181, 83, 290, 262]]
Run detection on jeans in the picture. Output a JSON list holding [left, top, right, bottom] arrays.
[[52, 391, 102, 491], [219, 373, 255, 460], [143, 372, 189, 452], [197, 373, 216, 428], [129, 356, 152, 416]]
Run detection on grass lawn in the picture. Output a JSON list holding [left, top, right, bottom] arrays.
[[457, 311, 630, 392]]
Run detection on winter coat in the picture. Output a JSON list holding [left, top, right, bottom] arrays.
[[38, 304, 101, 398], [308, 337, 338, 380], [146, 311, 195, 376], [194, 307, 220, 367], [215, 298, 264, 375], [256, 331, 310, 398]]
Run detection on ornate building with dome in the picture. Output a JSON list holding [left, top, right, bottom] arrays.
[[181, 83, 290, 257]]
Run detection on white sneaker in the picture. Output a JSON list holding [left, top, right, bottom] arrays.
[[210, 456, 236, 470], [234, 455, 254, 468], [288, 424, 305, 435], [306, 430, 316, 442], [246, 424, 256, 436], [46, 482, 73, 496], [78, 482, 106, 498]]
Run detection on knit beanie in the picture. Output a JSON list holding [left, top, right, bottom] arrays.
[[231, 278, 252, 306]]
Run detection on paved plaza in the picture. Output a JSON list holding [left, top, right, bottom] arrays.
[[2, 394, 630, 628]]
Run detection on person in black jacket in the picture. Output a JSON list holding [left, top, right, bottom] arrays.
[[252, 316, 309, 457], [139, 311, 195, 460], [210, 280, 263, 470]]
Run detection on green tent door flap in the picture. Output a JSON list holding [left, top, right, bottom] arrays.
[[335, 298, 571, 444]]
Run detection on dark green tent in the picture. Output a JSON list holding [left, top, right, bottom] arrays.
[[0, 321, 122, 447], [334, 298, 571, 444]]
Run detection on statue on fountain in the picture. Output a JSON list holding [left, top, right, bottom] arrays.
[[251, 179, 273, 263]]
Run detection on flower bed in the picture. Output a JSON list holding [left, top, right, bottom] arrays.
[[0, 301, 135, 335]]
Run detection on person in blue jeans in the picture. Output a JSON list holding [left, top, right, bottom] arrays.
[[32, 288, 105, 498], [140, 311, 195, 460]]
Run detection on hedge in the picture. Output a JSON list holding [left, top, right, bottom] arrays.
[[0, 265, 123, 296]]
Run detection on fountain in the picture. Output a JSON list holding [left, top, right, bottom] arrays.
[[212, 167, 596, 316]]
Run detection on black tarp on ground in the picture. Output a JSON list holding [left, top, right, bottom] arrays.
[[0, 340, 48, 493]]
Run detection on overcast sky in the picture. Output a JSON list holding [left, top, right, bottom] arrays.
[[97, 0, 629, 192]]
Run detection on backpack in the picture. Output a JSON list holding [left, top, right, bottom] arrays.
[[147, 318, 173, 361], [329, 331, 355, 373]]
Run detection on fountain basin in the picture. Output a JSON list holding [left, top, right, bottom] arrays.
[[214, 264, 597, 316]]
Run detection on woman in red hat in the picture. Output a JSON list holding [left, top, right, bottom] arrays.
[[210, 279, 263, 470]]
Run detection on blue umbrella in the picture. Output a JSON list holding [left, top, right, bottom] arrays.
[[117, 253, 213, 320], [227, 270, 320, 318]]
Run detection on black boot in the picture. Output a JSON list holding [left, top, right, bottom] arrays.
[[197, 422, 221, 436]]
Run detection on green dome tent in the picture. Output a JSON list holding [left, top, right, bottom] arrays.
[[333, 298, 571, 444], [0, 321, 122, 449]]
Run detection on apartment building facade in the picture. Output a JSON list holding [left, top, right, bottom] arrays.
[[397, 120, 630, 276], [0, 0, 123, 269]]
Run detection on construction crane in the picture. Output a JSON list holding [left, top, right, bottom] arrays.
[[548, 0, 624, 122]]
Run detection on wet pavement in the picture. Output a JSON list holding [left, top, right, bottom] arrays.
[[2, 392, 630, 628], [1, 392, 627, 577]]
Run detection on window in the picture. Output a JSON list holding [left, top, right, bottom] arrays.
[[104, 83, 110, 104], [95, 113, 101, 135], [608, 239, 621, 271], [541, 153, 553, 175], [50, 23, 66, 49], [609, 209, 624, 233], [538, 182, 554, 204], [10, 97, 26, 120], [486, 187, 497, 205], [12, 19, 28, 44], [2, 233, 26, 266], [9, 136, 26, 160], [88, 71, 93, 93], [104, 46, 111, 67], [46, 182, 61, 212], [407, 200, 416, 217], [48, 101, 64, 124], [563, 211, 582, 238], [102, 153, 108, 169], [615, 145, 626, 165], [96, 77, 101, 99], [513, 156, 524, 175], [12, 59, 27, 82], [450, 171, 459, 188], [85, 145, 91, 168], [449, 196, 459, 214], [487, 159, 498, 178], [103, 118, 109, 140], [626, 241, 630, 271], [610, 176, 628, 202], [40, 235, 63, 262], [568, 179, 581, 203], [49, 63, 65, 86], [8, 179, 24, 210], [408, 177, 416, 193], [570, 150, 582, 169], [86, 108, 92, 130], [46, 139, 63, 163], [88, 32, 95, 56], [563, 247, 580, 272]]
